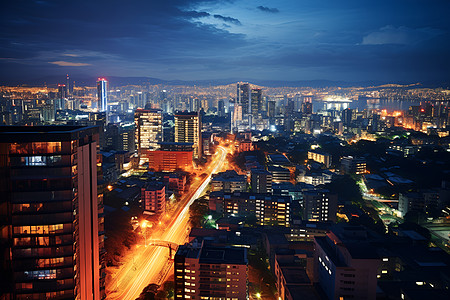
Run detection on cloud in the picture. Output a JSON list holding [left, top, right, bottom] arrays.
[[256, 6, 279, 13], [62, 53, 80, 57], [362, 26, 442, 45], [182, 10, 210, 18], [213, 14, 241, 25], [49, 61, 91, 67]]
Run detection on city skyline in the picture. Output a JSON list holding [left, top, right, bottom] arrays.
[[1, 0, 450, 84]]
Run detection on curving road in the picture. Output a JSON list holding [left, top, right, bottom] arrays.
[[106, 146, 228, 300]]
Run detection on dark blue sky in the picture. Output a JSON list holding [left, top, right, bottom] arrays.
[[1, 0, 449, 83]]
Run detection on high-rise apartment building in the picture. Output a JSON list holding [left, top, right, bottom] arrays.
[[134, 109, 163, 161], [174, 241, 248, 299], [174, 111, 201, 159], [96, 78, 108, 112], [0, 126, 105, 300]]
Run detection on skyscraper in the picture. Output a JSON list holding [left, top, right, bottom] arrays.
[[301, 95, 313, 115], [237, 82, 251, 115], [66, 74, 71, 97], [96, 78, 108, 112], [0, 126, 105, 300], [134, 109, 163, 161], [174, 111, 201, 159], [251, 88, 262, 117]]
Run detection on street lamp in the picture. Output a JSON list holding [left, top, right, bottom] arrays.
[[256, 293, 261, 299], [141, 220, 148, 247]]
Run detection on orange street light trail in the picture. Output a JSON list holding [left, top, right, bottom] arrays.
[[107, 146, 228, 300]]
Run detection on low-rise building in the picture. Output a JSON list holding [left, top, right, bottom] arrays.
[[211, 170, 247, 193], [147, 142, 194, 172], [141, 183, 166, 214], [174, 241, 248, 299], [268, 166, 291, 183], [209, 192, 291, 227], [308, 150, 332, 168], [340, 156, 366, 174]]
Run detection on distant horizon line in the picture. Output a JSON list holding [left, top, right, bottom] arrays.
[[1, 75, 449, 89]]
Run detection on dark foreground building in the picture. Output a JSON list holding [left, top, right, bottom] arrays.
[[0, 126, 105, 300]]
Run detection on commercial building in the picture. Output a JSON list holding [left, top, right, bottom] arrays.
[[174, 111, 202, 159], [96, 78, 108, 112], [237, 82, 251, 116], [307, 150, 331, 168], [250, 169, 273, 194], [147, 142, 193, 172], [209, 192, 291, 227], [303, 190, 338, 223], [174, 241, 248, 299], [134, 109, 163, 161], [141, 183, 166, 215], [104, 122, 135, 153], [0, 126, 105, 300], [211, 170, 247, 193], [251, 88, 262, 117], [340, 156, 366, 175]]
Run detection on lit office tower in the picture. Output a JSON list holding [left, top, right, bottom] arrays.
[[174, 111, 202, 159], [237, 82, 251, 115], [96, 78, 108, 112], [134, 109, 163, 161], [0, 126, 105, 300], [56, 84, 67, 110], [251, 88, 262, 117]]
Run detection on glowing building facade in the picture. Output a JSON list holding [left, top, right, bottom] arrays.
[[0, 126, 105, 300]]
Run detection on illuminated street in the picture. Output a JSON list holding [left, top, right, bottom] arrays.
[[106, 146, 228, 300]]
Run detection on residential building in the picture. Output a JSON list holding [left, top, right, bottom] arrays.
[[307, 150, 331, 168], [141, 183, 166, 215], [0, 126, 105, 299], [314, 227, 380, 300], [209, 192, 291, 227], [211, 170, 247, 193], [250, 169, 273, 194], [303, 190, 338, 223], [340, 156, 366, 175], [174, 241, 248, 300]]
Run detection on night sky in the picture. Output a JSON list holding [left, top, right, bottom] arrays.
[[1, 0, 449, 83]]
